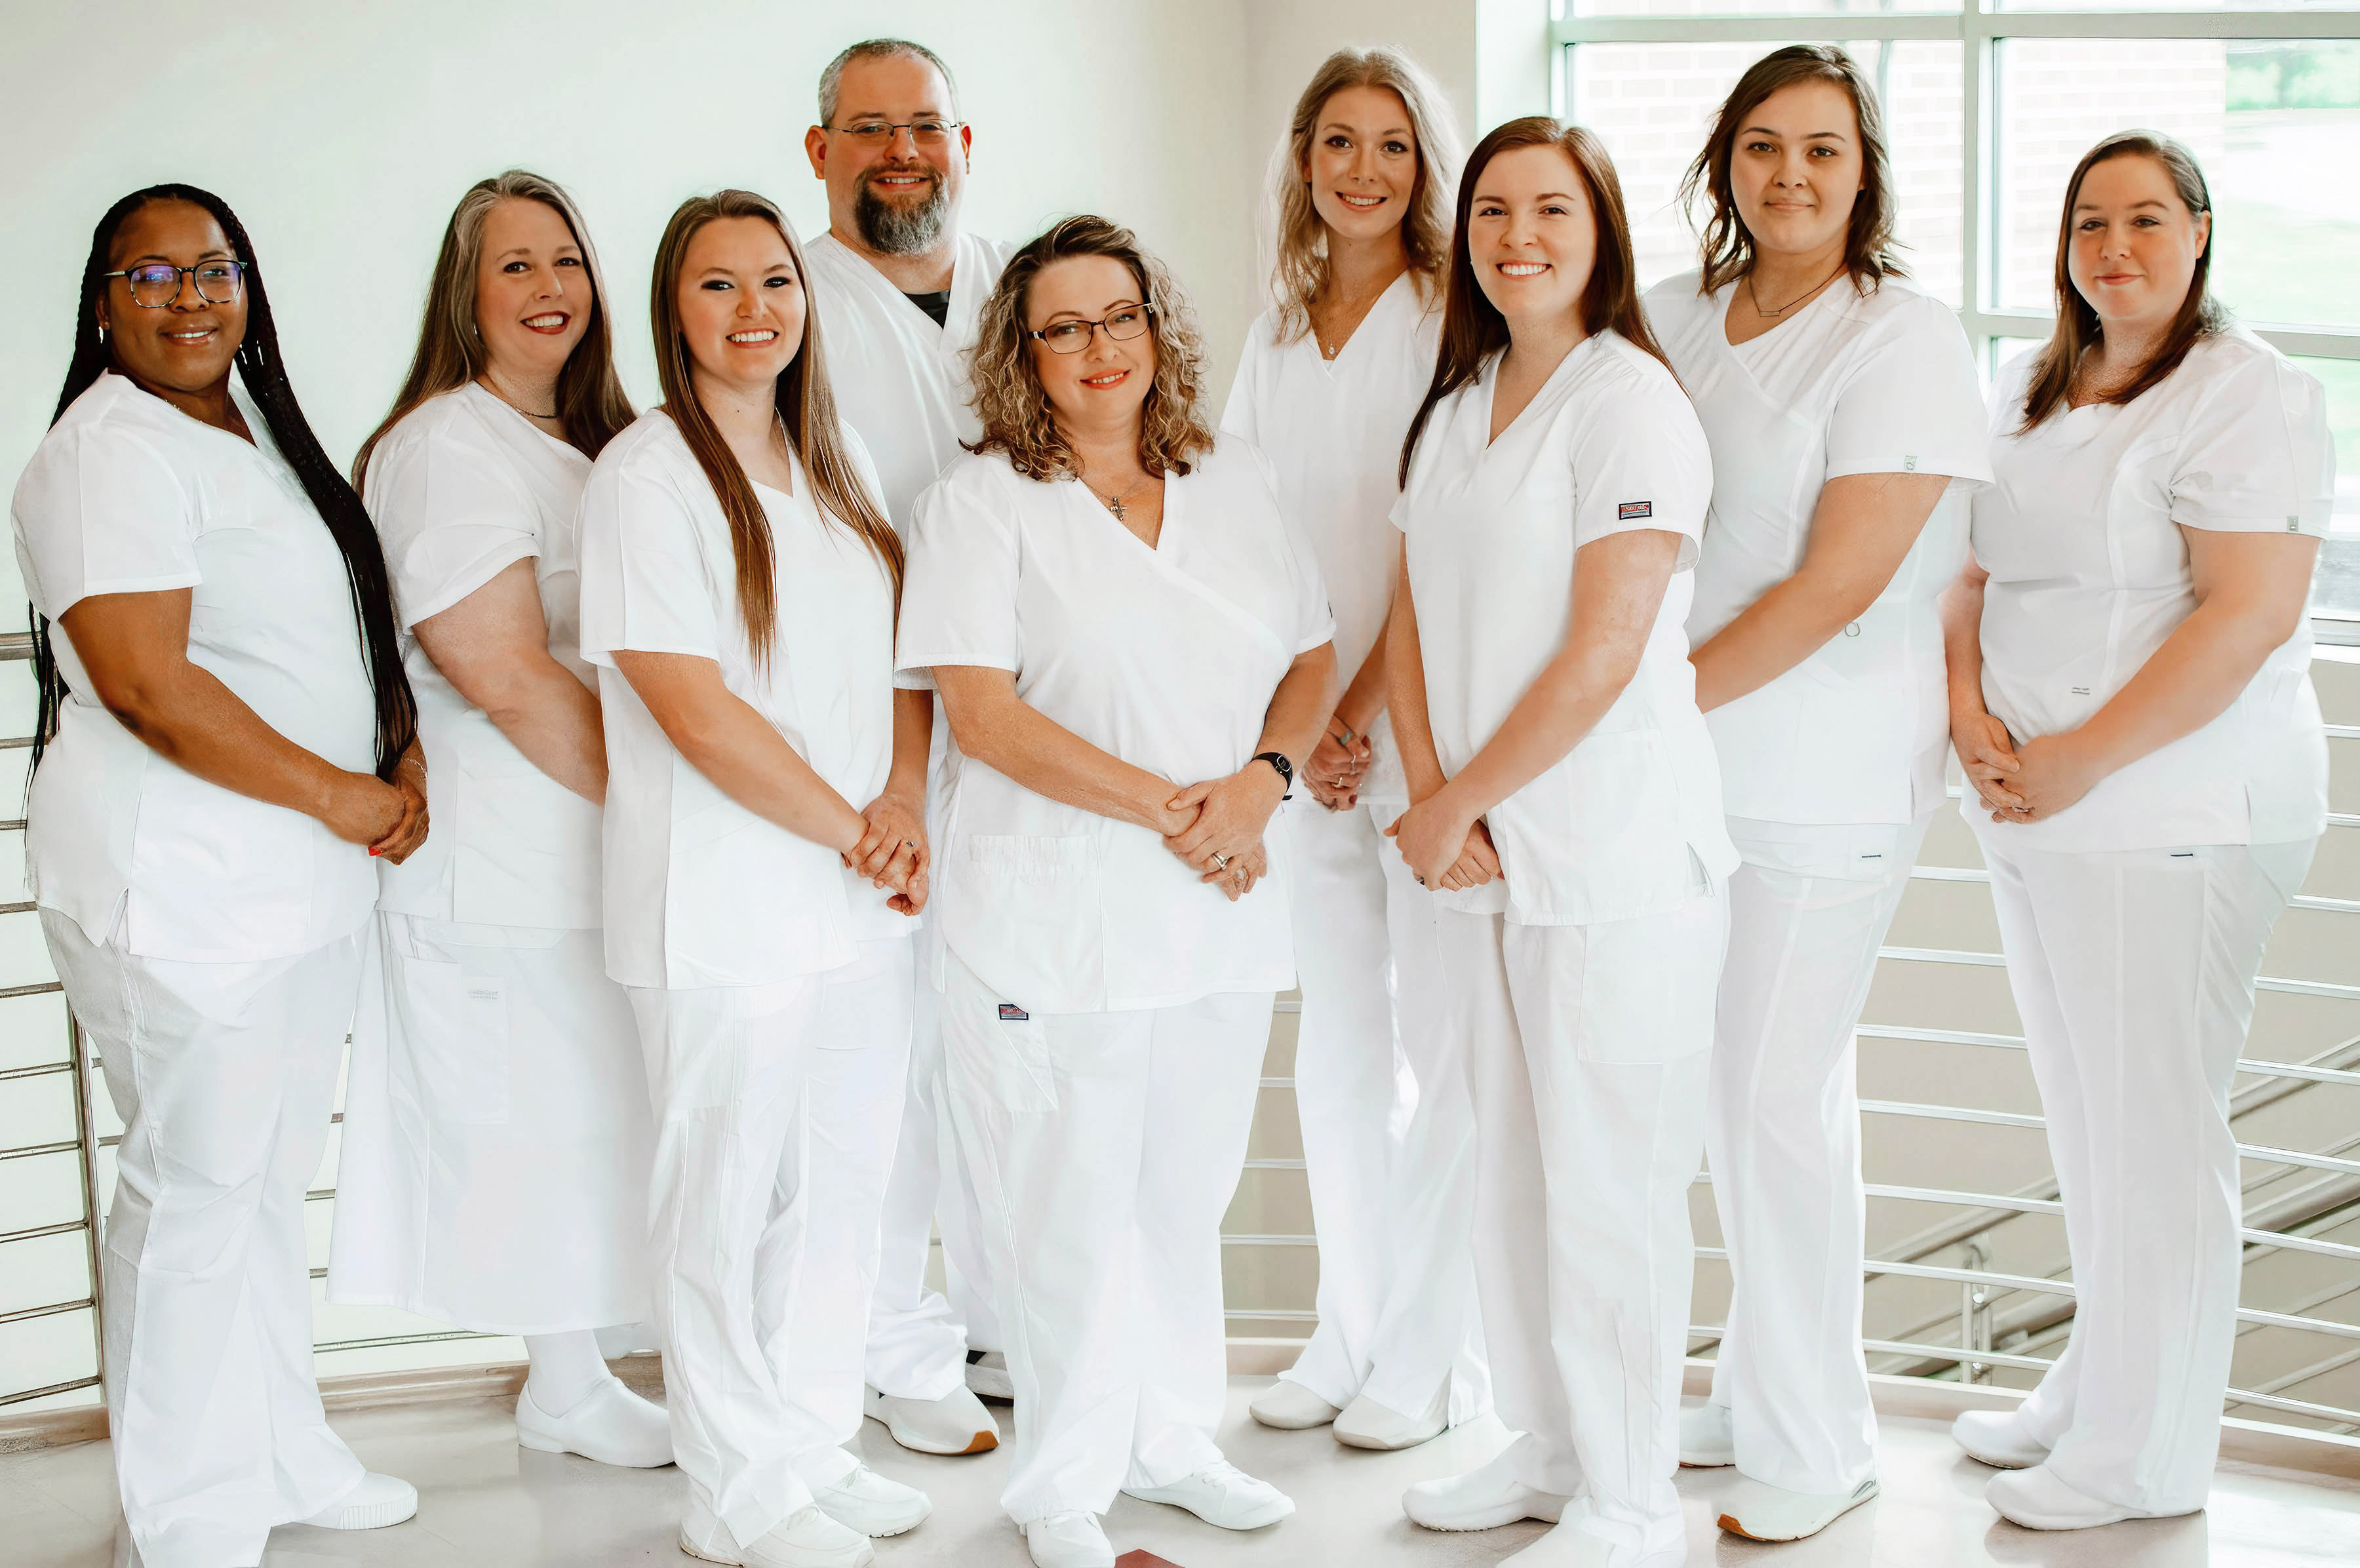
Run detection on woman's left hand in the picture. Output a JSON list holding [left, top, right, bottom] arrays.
[[1385, 791, 1498, 891], [1992, 732, 2103, 824], [851, 791, 929, 912], [1164, 765, 1287, 872], [1200, 839, 1268, 901], [370, 748, 432, 865]]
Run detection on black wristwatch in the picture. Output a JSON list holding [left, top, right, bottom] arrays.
[[1252, 751, 1294, 800]]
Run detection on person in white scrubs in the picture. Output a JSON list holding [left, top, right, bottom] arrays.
[[897, 215, 1336, 1568], [326, 171, 666, 1468], [800, 36, 1012, 1453], [1221, 45, 1488, 1453], [1942, 131, 2332, 1534], [578, 189, 932, 1568], [1386, 122, 1737, 1568], [12, 185, 427, 1567], [1643, 47, 1992, 1543]]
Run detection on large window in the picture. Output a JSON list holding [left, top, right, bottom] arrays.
[[1555, 4, 2360, 638]]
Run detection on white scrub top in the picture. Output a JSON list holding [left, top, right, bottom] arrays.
[[1971, 328, 2334, 853], [801, 229, 1013, 530], [1221, 273, 1438, 799], [1394, 331, 1739, 927], [364, 383, 602, 929], [895, 439, 1335, 1015], [1650, 273, 1992, 826], [11, 371, 380, 962], [578, 410, 905, 989]]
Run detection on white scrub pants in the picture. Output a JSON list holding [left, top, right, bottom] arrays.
[[1702, 817, 1927, 1495], [1438, 886, 1726, 1555], [1981, 834, 2313, 1515], [936, 952, 1269, 1524], [1279, 794, 1487, 1422], [43, 909, 366, 1568], [865, 926, 1000, 1400], [330, 916, 652, 1333], [630, 936, 914, 1550]]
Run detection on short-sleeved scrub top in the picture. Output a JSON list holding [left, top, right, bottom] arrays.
[[365, 383, 600, 930], [894, 439, 1336, 1015], [1649, 273, 1994, 826], [1971, 328, 2335, 853], [578, 410, 905, 990], [11, 371, 380, 961], [1394, 331, 1739, 928]]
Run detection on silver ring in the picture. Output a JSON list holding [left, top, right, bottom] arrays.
[[1211, 853, 1230, 870]]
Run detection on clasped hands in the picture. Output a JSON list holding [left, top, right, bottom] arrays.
[[1307, 719, 1373, 811], [1954, 708, 2102, 825], [1385, 785, 1502, 893], [848, 790, 929, 915], [1160, 764, 1282, 903]]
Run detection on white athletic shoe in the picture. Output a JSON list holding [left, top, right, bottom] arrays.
[[809, 1461, 932, 1537], [865, 1382, 1000, 1455], [1123, 1460, 1295, 1529], [1717, 1475, 1879, 1540], [1403, 1449, 1570, 1532], [1952, 1407, 2051, 1470], [1023, 1510, 1117, 1568], [1986, 1463, 2192, 1531], [515, 1375, 673, 1467], [1677, 1400, 1735, 1467], [1334, 1381, 1448, 1451], [297, 1472, 418, 1530], [1248, 1379, 1341, 1430], [679, 1489, 876, 1568], [966, 1348, 1015, 1400]]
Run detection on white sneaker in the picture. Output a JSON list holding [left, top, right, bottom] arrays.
[[1678, 1400, 1734, 1467], [1952, 1407, 2051, 1470], [297, 1472, 418, 1530], [1123, 1460, 1295, 1530], [809, 1461, 931, 1537], [516, 1375, 673, 1467], [1718, 1475, 1879, 1540], [1248, 1379, 1340, 1430], [966, 1348, 1014, 1400], [1986, 1463, 2191, 1530], [1023, 1510, 1116, 1568], [680, 1489, 876, 1568], [865, 1382, 999, 1455], [1404, 1449, 1569, 1532], [1334, 1380, 1448, 1450]]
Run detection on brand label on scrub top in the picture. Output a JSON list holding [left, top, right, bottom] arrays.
[[1618, 501, 1653, 520], [998, 1004, 1030, 1022]]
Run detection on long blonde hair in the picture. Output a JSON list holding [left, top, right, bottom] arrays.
[[355, 170, 633, 485], [649, 190, 903, 664], [1264, 47, 1461, 344]]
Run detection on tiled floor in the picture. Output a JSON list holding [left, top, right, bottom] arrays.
[[9, 1381, 2360, 1567]]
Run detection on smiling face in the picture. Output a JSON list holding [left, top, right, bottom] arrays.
[[676, 216, 806, 402], [1728, 78, 1865, 265], [2066, 152, 2211, 340], [1025, 254, 1156, 436], [474, 197, 590, 389], [1466, 143, 1598, 334], [1304, 84, 1419, 249], [812, 51, 968, 255], [98, 197, 246, 399]]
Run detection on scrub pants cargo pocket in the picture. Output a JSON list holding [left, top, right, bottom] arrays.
[[1503, 884, 1728, 1065], [386, 934, 512, 1127], [938, 950, 1059, 1114]]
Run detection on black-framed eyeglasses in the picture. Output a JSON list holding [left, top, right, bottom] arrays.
[[102, 260, 247, 308], [1027, 303, 1156, 355], [825, 118, 964, 148]]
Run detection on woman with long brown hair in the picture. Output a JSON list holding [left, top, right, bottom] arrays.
[[897, 214, 1335, 1568], [1646, 47, 1992, 1543], [1385, 119, 1735, 1567], [1223, 45, 1487, 1454], [578, 189, 932, 1568], [1942, 132, 2330, 1533]]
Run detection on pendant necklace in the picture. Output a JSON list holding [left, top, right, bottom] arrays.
[[1746, 262, 1847, 319], [1088, 472, 1150, 522]]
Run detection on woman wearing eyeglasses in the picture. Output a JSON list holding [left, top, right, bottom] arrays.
[[897, 215, 1336, 1568], [326, 171, 665, 1470], [11, 185, 426, 1567]]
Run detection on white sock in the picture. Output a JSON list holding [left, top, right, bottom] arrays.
[[524, 1330, 609, 1417]]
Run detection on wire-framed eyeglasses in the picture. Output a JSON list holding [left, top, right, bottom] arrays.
[[102, 261, 247, 308], [1027, 303, 1156, 355], [825, 118, 964, 148]]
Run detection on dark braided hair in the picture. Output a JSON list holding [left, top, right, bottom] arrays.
[[35, 184, 416, 780]]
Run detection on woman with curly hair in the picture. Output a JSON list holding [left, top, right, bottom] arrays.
[[895, 214, 1337, 1568]]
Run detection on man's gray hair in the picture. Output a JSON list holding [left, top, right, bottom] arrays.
[[818, 38, 960, 127]]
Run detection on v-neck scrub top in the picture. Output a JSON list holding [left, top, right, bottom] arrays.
[[364, 384, 601, 929], [1394, 332, 1738, 926], [1649, 273, 1993, 826], [1970, 329, 2334, 853], [895, 441, 1335, 1015], [578, 411, 905, 989], [12, 372, 380, 961]]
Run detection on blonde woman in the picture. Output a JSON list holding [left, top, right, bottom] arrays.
[[1223, 47, 1485, 1452], [580, 189, 931, 1568], [330, 170, 667, 1470], [899, 215, 1335, 1568]]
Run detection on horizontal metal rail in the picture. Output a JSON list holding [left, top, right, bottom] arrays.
[[1858, 1098, 2360, 1179], [0, 1297, 92, 1327], [1909, 859, 2360, 916], [1220, 1234, 1318, 1247], [0, 1375, 100, 1409]]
